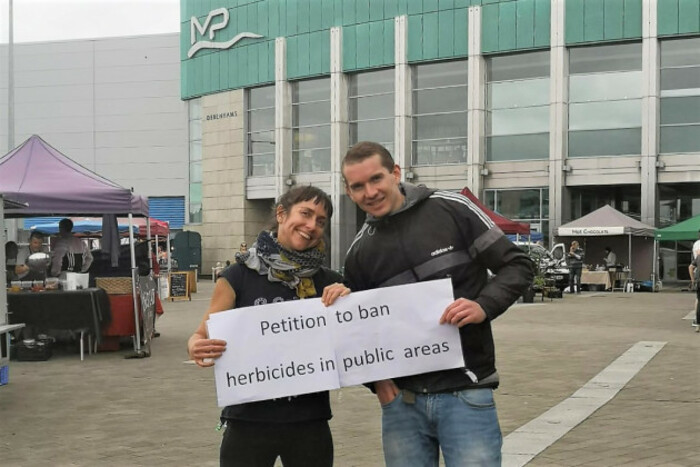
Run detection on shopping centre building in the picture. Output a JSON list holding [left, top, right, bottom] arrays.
[[2, 0, 699, 280], [179, 0, 700, 276]]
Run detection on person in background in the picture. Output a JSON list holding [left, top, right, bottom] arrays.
[[5, 241, 19, 284], [603, 246, 617, 269], [50, 218, 93, 277], [188, 186, 349, 467], [233, 241, 248, 262], [567, 240, 585, 294], [688, 257, 700, 328], [693, 229, 700, 260], [335, 141, 533, 466], [15, 231, 48, 280]]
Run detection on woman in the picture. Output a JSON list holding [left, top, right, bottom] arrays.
[[567, 240, 585, 294], [188, 186, 349, 467]]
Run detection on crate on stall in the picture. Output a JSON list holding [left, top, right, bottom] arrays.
[[95, 277, 133, 295]]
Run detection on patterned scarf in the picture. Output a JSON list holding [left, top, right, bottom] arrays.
[[236, 230, 326, 298]]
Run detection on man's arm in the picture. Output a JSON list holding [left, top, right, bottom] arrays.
[[81, 240, 93, 272], [442, 196, 534, 321], [50, 241, 66, 276], [472, 234, 534, 321]]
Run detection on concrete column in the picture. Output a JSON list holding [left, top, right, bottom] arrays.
[[641, 0, 659, 227], [275, 37, 292, 198], [330, 26, 349, 269], [548, 0, 568, 240], [394, 15, 411, 177], [467, 6, 485, 195]]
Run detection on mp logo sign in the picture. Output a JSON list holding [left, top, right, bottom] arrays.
[[188, 7, 263, 58]]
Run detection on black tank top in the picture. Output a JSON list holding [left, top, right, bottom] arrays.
[[218, 264, 341, 423]]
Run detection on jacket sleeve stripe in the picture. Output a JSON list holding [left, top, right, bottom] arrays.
[[345, 222, 370, 256], [430, 191, 495, 229]]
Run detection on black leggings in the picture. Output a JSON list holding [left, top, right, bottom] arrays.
[[220, 419, 333, 467], [569, 266, 582, 293]]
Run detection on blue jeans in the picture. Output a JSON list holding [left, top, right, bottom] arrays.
[[381, 388, 502, 467]]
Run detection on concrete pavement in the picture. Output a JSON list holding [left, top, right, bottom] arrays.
[[1, 281, 698, 466]]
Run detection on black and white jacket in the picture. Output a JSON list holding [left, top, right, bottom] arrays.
[[344, 183, 533, 393]]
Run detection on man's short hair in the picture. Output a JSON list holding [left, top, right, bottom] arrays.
[[29, 231, 44, 241], [342, 141, 395, 175], [58, 218, 73, 232]]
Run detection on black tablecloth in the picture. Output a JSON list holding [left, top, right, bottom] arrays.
[[8, 288, 112, 342]]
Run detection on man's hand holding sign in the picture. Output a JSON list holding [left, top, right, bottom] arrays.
[[206, 278, 464, 407]]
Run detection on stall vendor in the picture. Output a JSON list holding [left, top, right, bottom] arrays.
[[16, 231, 48, 280], [50, 218, 93, 276]]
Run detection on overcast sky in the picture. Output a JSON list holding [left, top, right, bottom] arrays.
[[6, 0, 180, 43]]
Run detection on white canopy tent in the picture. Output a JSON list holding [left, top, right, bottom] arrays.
[[555, 205, 656, 283]]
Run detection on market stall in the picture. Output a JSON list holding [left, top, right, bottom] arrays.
[[653, 213, 700, 286], [460, 187, 531, 236], [0, 135, 152, 355], [555, 205, 655, 288], [2, 195, 27, 384]]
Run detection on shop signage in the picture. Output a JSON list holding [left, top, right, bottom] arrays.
[[557, 226, 625, 236], [205, 111, 238, 121], [188, 7, 263, 58]]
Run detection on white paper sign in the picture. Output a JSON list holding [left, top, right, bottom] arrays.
[[206, 278, 464, 407]]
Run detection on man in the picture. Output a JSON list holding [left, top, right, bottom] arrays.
[[341, 142, 533, 466], [50, 218, 93, 277], [603, 246, 617, 268], [693, 230, 700, 261], [567, 240, 584, 294], [15, 231, 48, 280]]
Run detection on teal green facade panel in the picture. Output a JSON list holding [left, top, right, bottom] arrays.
[[343, 19, 394, 71], [565, 0, 642, 45], [356, 0, 370, 24], [181, 0, 568, 99], [657, 0, 700, 37], [439, 10, 456, 58], [356, 23, 371, 69], [679, 0, 700, 34], [481, 0, 550, 54]]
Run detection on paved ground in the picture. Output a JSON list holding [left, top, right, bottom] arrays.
[[1, 281, 699, 466]]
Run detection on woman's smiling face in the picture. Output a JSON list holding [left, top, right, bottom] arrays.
[[276, 199, 328, 251]]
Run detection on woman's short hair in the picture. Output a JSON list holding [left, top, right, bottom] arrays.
[[272, 185, 333, 231]]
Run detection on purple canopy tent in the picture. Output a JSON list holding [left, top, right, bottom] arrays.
[[0, 135, 151, 356]]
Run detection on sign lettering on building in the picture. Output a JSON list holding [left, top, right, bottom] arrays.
[[205, 111, 238, 121], [188, 7, 263, 58]]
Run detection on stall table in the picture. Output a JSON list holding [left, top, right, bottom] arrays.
[[7, 288, 111, 360], [580, 270, 614, 291]]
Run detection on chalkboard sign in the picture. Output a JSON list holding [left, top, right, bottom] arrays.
[[168, 272, 190, 301], [138, 276, 157, 348]]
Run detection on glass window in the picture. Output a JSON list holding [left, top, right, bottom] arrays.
[[486, 51, 549, 161], [484, 188, 550, 245], [488, 50, 550, 81], [569, 43, 642, 74], [568, 128, 641, 158], [188, 98, 202, 224], [568, 43, 642, 157], [349, 69, 394, 153], [292, 77, 330, 173], [660, 38, 700, 154], [569, 71, 642, 102], [412, 60, 468, 165], [247, 85, 276, 176]]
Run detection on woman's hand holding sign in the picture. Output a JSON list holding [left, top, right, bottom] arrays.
[[189, 338, 227, 367], [321, 282, 351, 306], [440, 298, 486, 327]]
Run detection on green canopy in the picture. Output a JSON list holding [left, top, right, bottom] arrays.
[[655, 214, 700, 241]]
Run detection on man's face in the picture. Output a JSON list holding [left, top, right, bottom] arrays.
[[29, 237, 43, 253], [343, 154, 404, 218]]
